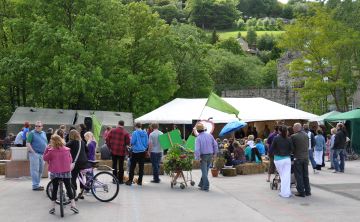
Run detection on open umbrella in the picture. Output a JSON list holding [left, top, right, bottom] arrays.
[[219, 120, 247, 137]]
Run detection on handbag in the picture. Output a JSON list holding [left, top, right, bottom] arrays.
[[70, 140, 82, 171]]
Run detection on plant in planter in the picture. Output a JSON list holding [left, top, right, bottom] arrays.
[[211, 156, 225, 177], [163, 145, 194, 175]]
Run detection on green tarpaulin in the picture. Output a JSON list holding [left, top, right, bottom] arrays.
[[325, 109, 360, 154]]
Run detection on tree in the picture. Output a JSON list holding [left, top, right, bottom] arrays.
[[279, 7, 360, 113], [246, 28, 257, 47], [216, 37, 244, 55], [260, 60, 277, 88], [206, 49, 263, 93], [188, 0, 240, 29], [257, 34, 276, 51], [168, 23, 213, 98], [152, 4, 185, 24], [210, 28, 219, 44]]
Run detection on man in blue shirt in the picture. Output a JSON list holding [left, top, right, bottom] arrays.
[[26, 121, 47, 191], [126, 122, 148, 186], [195, 123, 218, 192]]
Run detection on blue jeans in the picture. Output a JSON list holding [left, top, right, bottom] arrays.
[[308, 149, 316, 169], [333, 149, 345, 172], [28, 152, 44, 189], [150, 152, 162, 182], [199, 154, 212, 191]]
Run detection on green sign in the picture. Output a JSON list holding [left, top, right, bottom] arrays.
[[159, 129, 183, 150], [184, 135, 196, 151]]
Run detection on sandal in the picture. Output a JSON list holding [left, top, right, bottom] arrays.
[[70, 206, 79, 214], [49, 208, 55, 214]]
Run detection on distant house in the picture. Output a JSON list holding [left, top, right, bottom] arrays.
[[237, 37, 249, 52]]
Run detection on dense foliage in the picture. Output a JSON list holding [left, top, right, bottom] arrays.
[[280, 2, 360, 113], [0, 0, 272, 129]]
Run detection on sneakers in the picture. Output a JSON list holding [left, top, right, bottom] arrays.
[[150, 180, 160, 183], [33, 186, 44, 191], [294, 192, 305, 197], [125, 181, 132, 186], [70, 206, 79, 214], [49, 208, 55, 214]]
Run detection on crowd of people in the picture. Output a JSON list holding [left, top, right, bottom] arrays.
[[212, 122, 349, 198], [12, 120, 166, 215], [1, 119, 351, 213]]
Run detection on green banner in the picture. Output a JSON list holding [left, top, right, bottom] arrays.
[[159, 129, 183, 150], [184, 135, 196, 151], [91, 114, 102, 143], [206, 92, 239, 117]]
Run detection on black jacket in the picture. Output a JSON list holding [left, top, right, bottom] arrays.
[[334, 130, 346, 150], [272, 136, 293, 157], [66, 140, 88, 169]]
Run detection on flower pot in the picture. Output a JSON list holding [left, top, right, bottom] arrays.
[[211, 168, 219, 177]]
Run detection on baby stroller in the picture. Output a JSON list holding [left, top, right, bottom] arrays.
[[270, 156, 296, 190]]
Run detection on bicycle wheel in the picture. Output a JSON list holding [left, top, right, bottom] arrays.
[[91, 171, 119, 202], [59, 183, 64, 217], [46, 180, 75, 205]]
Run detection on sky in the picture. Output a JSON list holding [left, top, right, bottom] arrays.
[[278, 0, 289, 3]]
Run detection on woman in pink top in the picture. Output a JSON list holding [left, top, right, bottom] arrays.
[[43, 135, 79, 214]]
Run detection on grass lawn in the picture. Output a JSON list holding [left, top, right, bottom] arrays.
[[206, 29, 285, 40]]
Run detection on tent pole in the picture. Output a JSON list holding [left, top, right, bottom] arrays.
[[183, 124, 185, 139]]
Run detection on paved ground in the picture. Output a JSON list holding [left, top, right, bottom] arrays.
[[1, 160, 360, 222]]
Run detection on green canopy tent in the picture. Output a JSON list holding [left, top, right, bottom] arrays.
[[309, 111, 341, 124], [325, 109, 360, 154]]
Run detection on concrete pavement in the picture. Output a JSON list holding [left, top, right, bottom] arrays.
[[0, 160, 359, 222]]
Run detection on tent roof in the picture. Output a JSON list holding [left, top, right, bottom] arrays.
[[75, 110, 133, 127], [309, 111, 341, 122], [325, 108, 360, 121], [135, 97, 318, 124], [7, 107, 76, 125]]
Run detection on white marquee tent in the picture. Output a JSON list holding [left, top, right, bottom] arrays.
[[135, 97, 318, 124]]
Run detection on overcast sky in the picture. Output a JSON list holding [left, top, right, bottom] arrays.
[[278, 0, 288, 3]]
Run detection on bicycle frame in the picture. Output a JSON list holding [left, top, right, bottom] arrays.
[[77, 165, 114, 191]]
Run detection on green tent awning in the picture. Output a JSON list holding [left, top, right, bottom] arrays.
[[310, 111, 341, 122], [325, 109, 360, 121]]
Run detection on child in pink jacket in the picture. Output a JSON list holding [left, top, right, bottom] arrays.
[[43, 134, 79, 214]]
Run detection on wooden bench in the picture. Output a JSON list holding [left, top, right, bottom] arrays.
[[235, 162, 266, 175]]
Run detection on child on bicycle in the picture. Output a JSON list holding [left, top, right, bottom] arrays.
[[43, 134, 79, 214]]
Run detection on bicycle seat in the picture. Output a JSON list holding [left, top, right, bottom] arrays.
[[87, 160, 99, 168]]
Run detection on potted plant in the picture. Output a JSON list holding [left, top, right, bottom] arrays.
[[211, 156, 225, 177]]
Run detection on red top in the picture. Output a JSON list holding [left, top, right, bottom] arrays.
[[106, 127, 130, 156], [43, 146, 73, 173]]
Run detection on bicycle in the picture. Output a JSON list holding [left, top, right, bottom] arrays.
[[46, 179, 69, 217], [47, 161, 119, 204]]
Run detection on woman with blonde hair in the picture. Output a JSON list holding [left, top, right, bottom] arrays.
[[84, 131, 97, 161], [43, 135, 79, 214]]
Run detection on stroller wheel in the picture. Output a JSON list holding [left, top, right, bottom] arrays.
[[190, 181, 195, 186], [180, 184, 185, 189], [270, 182, 274, 190], [170, 182, 174, 189]]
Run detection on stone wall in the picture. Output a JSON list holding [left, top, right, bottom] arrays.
[[222, 88, 299, 108]]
